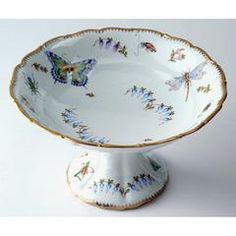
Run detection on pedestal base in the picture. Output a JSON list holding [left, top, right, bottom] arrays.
[[67, 149, 168, 210]]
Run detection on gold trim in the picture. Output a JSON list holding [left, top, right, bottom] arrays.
[[66, 160, 169, 210], [10, 27, 227, 149]]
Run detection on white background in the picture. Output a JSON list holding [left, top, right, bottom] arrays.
[[0, 19, 235, 216]]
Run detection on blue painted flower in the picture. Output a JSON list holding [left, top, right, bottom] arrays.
[[136, 87, 145, 98], [113, 42, 121, 52], [130, 86, 138, 96], [112, 183, 120, 194], [99, 37, 104, 47], [147, 174, 155, 185], [99, 179, 105, 192], [125, 86, 175, 124], [61, 108, 109, 144], [155, 104, 175, 122], [127, 182, 138, 191], [92, 182, 98, 193], [106, 179, 114, 193], [119, 187, 125, 195], [97, 137, 107, 144], [133, 176, 143, 188], [140, 174, 148, 186], [142, 90, 154, 103], [105, 37, 112, 48]]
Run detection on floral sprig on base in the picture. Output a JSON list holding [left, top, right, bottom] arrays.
[[61, 108, 109, 144], [74, 161, 94, 181], [89, 173, 156, 197]]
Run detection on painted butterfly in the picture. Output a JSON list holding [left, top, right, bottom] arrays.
[[45, 51, 97, 87], [165, 61, 207, 102]]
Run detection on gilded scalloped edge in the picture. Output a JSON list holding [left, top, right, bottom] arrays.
[[10, 27, 227, 149]]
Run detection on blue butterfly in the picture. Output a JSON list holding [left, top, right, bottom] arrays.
[[45, 51, 97, 87], [165, 61, 207, 102]]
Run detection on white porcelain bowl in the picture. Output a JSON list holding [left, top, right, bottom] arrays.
[[10, 28, 227, 209]]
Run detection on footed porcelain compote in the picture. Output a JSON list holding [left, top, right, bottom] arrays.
[[10, 28, 227, 210]]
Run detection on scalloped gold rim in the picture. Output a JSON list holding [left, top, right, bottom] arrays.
[[10, 27, 227, 149]]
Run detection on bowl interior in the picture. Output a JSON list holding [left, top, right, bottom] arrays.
[[11, 29, 226, 147]]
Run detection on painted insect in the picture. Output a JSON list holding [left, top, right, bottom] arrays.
[[86, 92, 95, 97], [202, 102, 211, 113], [140, 42, 157, 52], [144, 138, 152, 142], [25, 75, 39, 95], [32, 62, 48, 73], [135, 42, 157, 56], [93, 37, 128, 57], [45, 51, 97, 87], [134, 32, 157, 56], [74, 161, 94, 181], [20, 95, 37, 114], [197, 102, 212, 118], [197, 84, 211, 93], [165, 61, 207, 102]]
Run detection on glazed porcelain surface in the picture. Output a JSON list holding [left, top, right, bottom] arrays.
[[10, 28, 226, 209]]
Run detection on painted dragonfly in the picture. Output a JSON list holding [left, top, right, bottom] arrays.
[[165, 61, 207, 102]]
